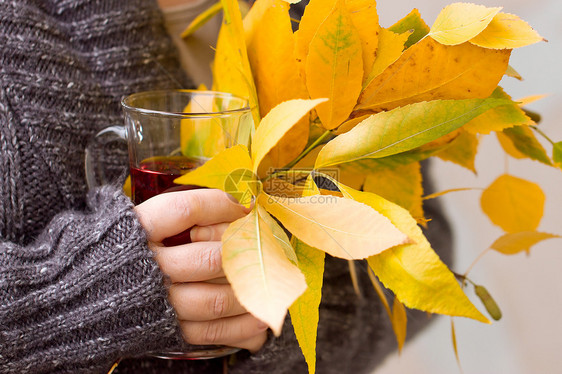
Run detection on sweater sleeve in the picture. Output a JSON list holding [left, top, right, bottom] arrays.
[[0, 186, 185, 374]]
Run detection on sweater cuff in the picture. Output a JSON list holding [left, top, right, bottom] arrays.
[[0, 185, 185, 373], [86, 185, 188, 359]]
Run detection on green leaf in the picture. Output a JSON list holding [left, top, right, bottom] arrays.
[[502, 125, 553, 166], [388, 8, 430, 48], [474, 285, 502, 321], [554, 141, 562, 167], [464, 87, 530, 135], [339, 135, 456, 174], [315, 98, 511, 168]]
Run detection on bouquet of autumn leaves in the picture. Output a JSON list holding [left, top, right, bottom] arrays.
[[177, 0, 560, 371]]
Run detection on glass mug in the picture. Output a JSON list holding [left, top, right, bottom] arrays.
[[85, 89, 253, 359]]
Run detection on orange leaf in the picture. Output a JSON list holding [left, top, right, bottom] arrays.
[[357, 37, 510, 113], [305, 0, 363, 129]]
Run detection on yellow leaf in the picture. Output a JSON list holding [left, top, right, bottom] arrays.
[[247, 2, 307, 117], [516, 94, 548, 107], [490, 231, 560, 255], [214, 0, 260, 125], [294, 0, 338, 83], [367, 267, 409, 352], [336, 183, 488, 322], [123, 175, 131, 198], [464, 87, 530, 135], [497, 131, 526, 159], [174, 145, 258, 205], [480, 174, 545, 233], [107, 359, 121, 374], [470, 12, 546, 49], [222, 206, 307, 335], [362, 28, 411, 90], [333, 114, 370, 135], [345, 0, 380, 80], [505, 65, 523, 80], [246, 2, 310, 167], [180, 98, 229, 159], [243, 0, 273, 44], [423, 187, 475, 200], [259, 203, 299, 264], [181, 1, 223, 38], [367, 267, 392, 315], [289, 237, 325, 374], [450, 319, 462, 371], [437, 129, 479, 173], [316, 97, 511, 168], [251, 98, 326, 174], [429, 3, 501, 46], [363, 162, 423, 220], [263, 178, 306, 198], [305, 0, 363, 129], [258, 193, 410, 260], [357, 37, 511, 112], [391, 297, 408, 353]]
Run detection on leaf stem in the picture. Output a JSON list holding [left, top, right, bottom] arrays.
[[285, 130, 332, 169], [530, 125, 555, 146], [264, 130, 332, 182], [463, 248, 491, 278]]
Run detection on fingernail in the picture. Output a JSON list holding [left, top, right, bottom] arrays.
[[257, 320, 269, 330], [225, 192, 239, 203]]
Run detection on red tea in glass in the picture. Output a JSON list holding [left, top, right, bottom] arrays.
[[130, 156, 201, 205], [130, 156, 204, 247]]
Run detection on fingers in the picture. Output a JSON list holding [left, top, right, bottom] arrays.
[[190, 223, 230, 242], [234, 333, 269, 353], [180, 313, 268, 351], [153, 241, 224, 283], [135, 189, 249, 242], [169, 283, 246, 321]]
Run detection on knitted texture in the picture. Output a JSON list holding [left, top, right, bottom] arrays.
[[0, 186, 185, 373], [0, 0, 453, 373], [0, 0, 190, 372]]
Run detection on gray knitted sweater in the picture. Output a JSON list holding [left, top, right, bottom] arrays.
[[0, 1, 452, 373]]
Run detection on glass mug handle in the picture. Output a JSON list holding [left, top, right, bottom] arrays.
[[84, 125, 128, 190]]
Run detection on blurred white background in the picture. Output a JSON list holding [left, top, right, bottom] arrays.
[[375, 1, 562, 373]]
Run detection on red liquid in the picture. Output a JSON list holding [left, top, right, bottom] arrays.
[[131, 156, 203, 246]]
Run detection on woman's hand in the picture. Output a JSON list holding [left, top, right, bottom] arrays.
[[134, 189, 267, 352]]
